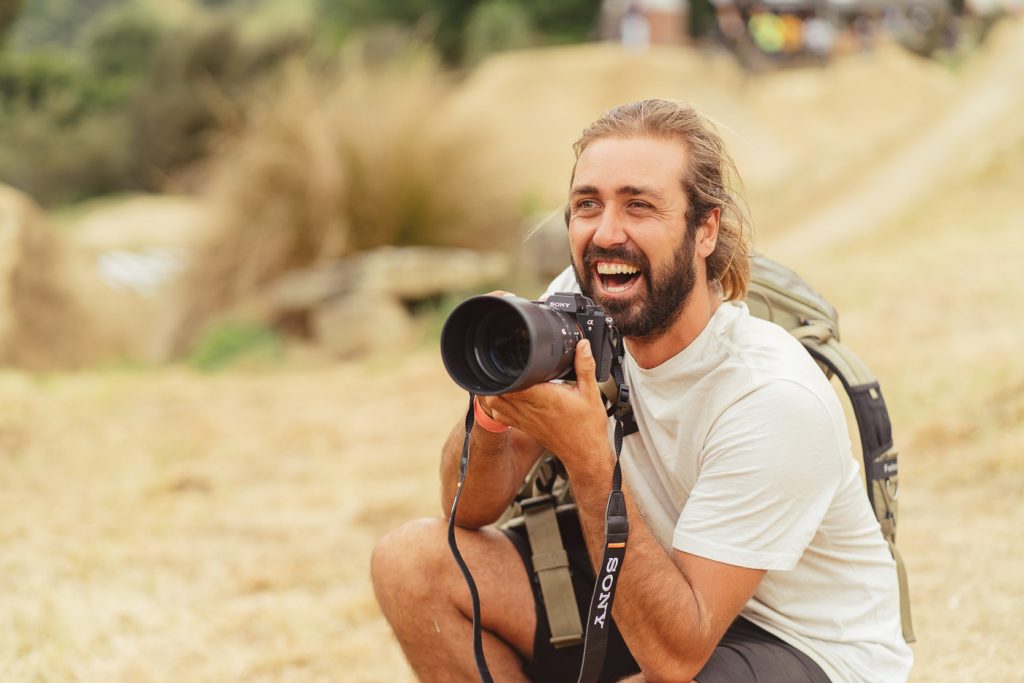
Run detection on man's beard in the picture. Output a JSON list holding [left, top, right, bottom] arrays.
[[571, 236, 697, 339]]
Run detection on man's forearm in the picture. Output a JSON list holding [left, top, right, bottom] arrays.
[[568, 463, 714, 681], [439, 420, 527, 528]]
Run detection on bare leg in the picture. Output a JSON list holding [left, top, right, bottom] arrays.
[[371, 517, 538, 682]]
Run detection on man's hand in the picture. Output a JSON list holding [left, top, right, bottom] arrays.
[[480, 339, 613, 474]]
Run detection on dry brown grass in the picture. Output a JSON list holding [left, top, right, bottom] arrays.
[[0, 185, 92, 370], [0, 355, 458, 682]]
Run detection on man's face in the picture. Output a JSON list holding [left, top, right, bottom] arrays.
[[568, 136, 697, 339]]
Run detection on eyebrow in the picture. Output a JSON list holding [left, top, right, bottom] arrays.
[[570, 184, 665, 201]]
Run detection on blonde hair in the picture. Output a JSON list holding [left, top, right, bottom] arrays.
[[571, 99, 751, 300]]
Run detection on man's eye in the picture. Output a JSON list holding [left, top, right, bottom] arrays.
[[575, 199, 598, 211], [628, 200, 652, 209]]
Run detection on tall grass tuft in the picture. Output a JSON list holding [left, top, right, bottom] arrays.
[[166, 41, 520, 356], [0, 185, 91, 369]]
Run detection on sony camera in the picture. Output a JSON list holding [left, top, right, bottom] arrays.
[[440, 292, 618, 395]]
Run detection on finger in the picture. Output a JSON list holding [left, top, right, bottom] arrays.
[[478, 395, 499, 418], [573, 339, 600, 398], [488, 395, 517, 426]]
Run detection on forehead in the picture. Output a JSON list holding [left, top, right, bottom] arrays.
[[572, 136, 689, 194]]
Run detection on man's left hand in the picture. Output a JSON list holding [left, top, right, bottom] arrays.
[[483, 340, 613, 472]]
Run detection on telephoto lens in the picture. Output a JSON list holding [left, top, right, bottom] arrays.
[[440, 295, 581, 395]]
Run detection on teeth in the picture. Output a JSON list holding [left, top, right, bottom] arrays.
[[596, 262, 639, 275]]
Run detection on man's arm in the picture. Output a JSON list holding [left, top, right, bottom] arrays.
[[439, 398, 545, 529], [488, 340, 765, 682], [571, 464, 765, 682]]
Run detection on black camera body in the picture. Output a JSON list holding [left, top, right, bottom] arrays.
[[542, 292, 616, 384], [440, 291, 619, 396]]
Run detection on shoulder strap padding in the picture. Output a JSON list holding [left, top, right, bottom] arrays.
[[518, 496, 584, 648], [796, 327, 915, 643], [889, 539, 917, 643]]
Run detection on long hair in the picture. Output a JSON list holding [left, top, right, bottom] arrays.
[[571, 99, 751, 300]]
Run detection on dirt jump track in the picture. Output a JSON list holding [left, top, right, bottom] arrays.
[[2, 17, 1024, 683]]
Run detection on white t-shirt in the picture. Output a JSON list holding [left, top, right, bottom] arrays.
[[543, 273, 913, 683]]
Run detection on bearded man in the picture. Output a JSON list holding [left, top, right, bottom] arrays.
[[371, 100, 913, 683]]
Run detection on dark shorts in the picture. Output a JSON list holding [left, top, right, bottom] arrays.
[[502, 509, 832, 683]]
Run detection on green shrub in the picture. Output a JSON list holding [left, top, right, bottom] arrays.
[[5, 0, 128, 50], [0, 48, 82, 112], [0, 5, 312, 205], [516, 0, 601, 45], [0, 48, 138, 204], [125, 16, 311, 189], [83, 4, 163, 80], [1, 0, 23, 47], [315, 0, 471, 62], [187, 319, 282, 372], [463, 0, 534, 66]]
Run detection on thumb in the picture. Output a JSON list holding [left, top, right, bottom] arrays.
[[574, 339, 598, 392]]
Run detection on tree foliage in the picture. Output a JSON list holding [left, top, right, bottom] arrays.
[[0, 3, 310, 205], [0, 0, 603, 205], [6, 0, 127, 49], [464, 0, 534, 65], [0, 0, 22, 47], [316, 0, 599, 62]]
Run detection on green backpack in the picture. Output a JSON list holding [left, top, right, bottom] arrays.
[[499, 254, 915, 648]]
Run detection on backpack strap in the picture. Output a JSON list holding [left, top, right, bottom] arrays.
[[520, 495, 584, 648], [794, 324, 916, 643]]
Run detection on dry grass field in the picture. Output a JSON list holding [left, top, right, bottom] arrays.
[[4, 20, 1024, 683]]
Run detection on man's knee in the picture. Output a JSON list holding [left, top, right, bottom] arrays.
[[371, 517, 450, 604]]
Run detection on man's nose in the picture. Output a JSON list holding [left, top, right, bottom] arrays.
[[592, 210, 628, 248]]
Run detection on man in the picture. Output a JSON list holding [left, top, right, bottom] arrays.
[[372, 99, 913, 682]]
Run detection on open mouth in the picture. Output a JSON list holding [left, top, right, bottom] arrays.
[[596, 261, 641, 294]]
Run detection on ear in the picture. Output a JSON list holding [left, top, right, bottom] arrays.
[[696, 207, 720, 259]]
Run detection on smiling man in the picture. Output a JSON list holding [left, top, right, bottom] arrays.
[[372, 100, 912, 683]]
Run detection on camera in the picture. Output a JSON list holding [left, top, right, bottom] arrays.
[[440, 292, 619, 395]]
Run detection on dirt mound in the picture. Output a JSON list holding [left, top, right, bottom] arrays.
[[441, 42, 755, 210], [442, 23, 1024, 249], [771, 16, 1024, 256]]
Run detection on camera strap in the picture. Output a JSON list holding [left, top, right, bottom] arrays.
[[449, 353, 631, 683], [577, 353, 630, 683], [447, 392, 495, 683]]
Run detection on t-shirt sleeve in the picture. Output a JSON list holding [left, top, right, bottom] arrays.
[[540, 266, 581, 300], [672, 379, 845, 570]]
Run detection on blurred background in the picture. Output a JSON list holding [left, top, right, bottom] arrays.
[[1, 0, 1022, 681]]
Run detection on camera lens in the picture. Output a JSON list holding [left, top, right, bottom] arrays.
[[440, 294, 579, 395], [475, 309, 530, 383]]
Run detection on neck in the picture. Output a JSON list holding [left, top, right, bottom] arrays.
[[623, 282, 722, 369]]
